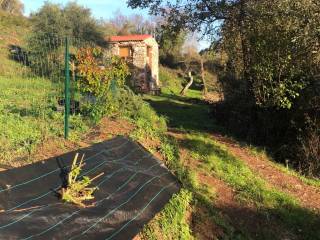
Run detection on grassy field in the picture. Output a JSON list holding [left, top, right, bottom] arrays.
[[0, 12, 90, 167], [0, 75, 89, 166], [145, 67, 216, 132], [139, 68, 320, 240], [1, 10, 319, 240]]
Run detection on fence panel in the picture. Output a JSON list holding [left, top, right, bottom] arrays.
[[0, 34, 94, 166]]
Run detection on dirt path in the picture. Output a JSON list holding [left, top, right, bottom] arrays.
[[171, 131, 297, 240], [197, 173, 297, 240], [212, 134, 320, 212]]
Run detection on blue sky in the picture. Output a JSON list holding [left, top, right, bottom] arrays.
[[21, 0, 210, 49], [21, 0, 149, 19]]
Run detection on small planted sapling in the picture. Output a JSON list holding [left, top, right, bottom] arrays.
[[60, 153, 103, 207]]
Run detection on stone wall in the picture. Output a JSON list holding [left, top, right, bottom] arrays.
[[108, 37, 159, 93], [144, 38, 159, 88]]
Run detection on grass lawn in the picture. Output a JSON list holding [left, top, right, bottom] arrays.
[[141, 84, 320, 240], [144, 91, 216, 132]]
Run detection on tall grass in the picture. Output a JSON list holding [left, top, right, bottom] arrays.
[[0, 76, 88, 165]]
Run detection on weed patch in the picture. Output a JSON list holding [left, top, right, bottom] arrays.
[[140, 189, 194, 240], [60, 153, 102, 207], [0, 76, 89, 165]]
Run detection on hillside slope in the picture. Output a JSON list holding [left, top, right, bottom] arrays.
[[138, 67, 320, 240], [0, 11, 30, 76], [1, 11, 320, 240]]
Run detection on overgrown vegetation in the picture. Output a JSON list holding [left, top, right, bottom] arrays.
[[60, 153, 103, 207], [1, 2, 320, 239], [76, 46, 130, 122], [128, 0, 320, 177], [28, 2, 105, 46], [136, 68, 320, 239]]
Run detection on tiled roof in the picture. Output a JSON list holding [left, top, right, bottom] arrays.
[[108, 34, 153, 42]]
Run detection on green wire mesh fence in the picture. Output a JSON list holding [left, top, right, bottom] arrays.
[[0, 34, 98, 165]]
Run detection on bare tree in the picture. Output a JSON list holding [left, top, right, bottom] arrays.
[[180, 71, 194, 96], [200, 57, 207, 95], [108, 11, 155, 35], [180, 34, 201, 96]]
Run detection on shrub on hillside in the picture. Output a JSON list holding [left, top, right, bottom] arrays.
[[26, 2, 106, 79], [76, 46, 130, 122], [76, 47, 129, 98], [114, 88, 167, 140], [75, 47, 167, 140], [28, 2, 104, 45]]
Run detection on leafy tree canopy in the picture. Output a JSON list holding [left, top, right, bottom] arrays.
[[128, 0, 320, 109], [29, 1, 105, 45]]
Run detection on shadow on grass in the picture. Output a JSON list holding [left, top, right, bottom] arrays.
[[180, 136, 320, 240], [194, 196, 320, 240], [147, 92, 320, 239], [159, 93, 206, 104], [145, 93, 220, 133]]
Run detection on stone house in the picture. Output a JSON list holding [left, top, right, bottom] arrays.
[[107, 34, 160, 94]]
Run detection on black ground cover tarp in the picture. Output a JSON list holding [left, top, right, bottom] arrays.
[[0, 136, 180, 240]]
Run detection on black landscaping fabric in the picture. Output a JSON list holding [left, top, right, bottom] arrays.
[[0, 136, 180, 240]]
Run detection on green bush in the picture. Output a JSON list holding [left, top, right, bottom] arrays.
[[111, 88, 167, 140], [76, 47, 131, 123], [76, 48, 129, 98]]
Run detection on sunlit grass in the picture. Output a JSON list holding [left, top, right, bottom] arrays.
[[0, 76, 88, 165], [248, 145, 320, 188], [143, 67, 320, 239], [181, 133, 320, 240]]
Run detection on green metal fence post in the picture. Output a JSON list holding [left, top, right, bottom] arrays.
[[64, 37, 70, 139]]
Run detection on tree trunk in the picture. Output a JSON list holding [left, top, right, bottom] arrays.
[[238, 0, 254, 101], [201, 58, 207, 95], [180, 71, 193, 96]]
